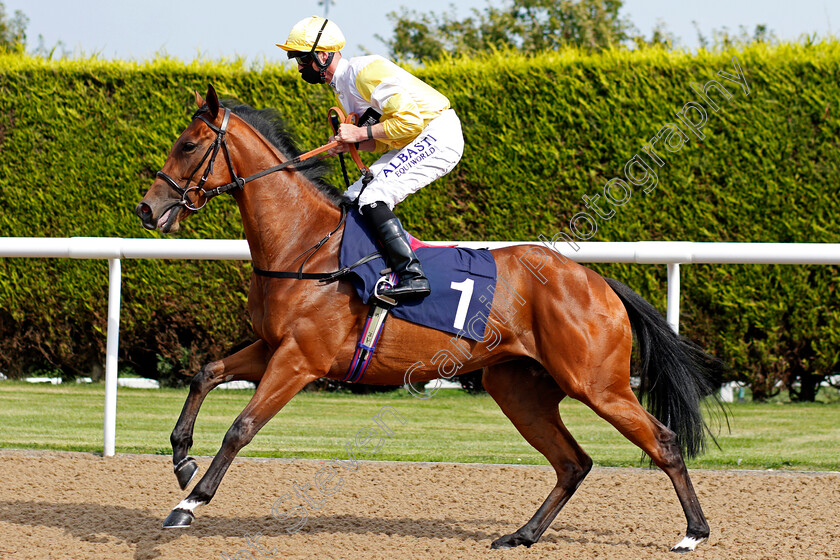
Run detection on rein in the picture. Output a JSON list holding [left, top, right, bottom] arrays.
[[156, 106, 368, 212], [156, 104, 378, 283]]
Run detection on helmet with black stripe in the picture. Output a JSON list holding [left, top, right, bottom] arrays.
[[277, 16, 345, 83]]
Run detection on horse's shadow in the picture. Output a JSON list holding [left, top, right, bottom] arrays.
[[0, 499, 653, 558], [0, 500, 189, 559], [0, 500, 500, 559]]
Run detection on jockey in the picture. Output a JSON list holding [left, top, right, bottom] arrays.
[[277, 16, 465, 301]]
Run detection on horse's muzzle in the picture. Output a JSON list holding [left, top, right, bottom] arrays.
[[135, 202, 157, 230]]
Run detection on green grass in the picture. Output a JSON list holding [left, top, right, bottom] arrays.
[[0, 381, 838, 471]]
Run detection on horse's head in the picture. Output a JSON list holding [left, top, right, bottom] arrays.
[[135, 85, 230, 233], [137, 85, 346, 236]]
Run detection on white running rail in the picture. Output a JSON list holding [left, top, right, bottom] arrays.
[[3, 237, 840, 456]]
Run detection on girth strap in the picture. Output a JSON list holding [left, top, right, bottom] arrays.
[[253, 251, 383, 283], [343, 301, 393, 383]]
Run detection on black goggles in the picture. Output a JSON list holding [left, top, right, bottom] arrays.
[[288, 51, 315, 65]]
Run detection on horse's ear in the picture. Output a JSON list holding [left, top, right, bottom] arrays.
[[206, 85, 220, 119], [194, 90, 205, 108]]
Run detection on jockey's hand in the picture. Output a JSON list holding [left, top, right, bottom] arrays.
[[336, 122, 368, 144], [328, 136, 350, 156], [330, 122, 376, 155]]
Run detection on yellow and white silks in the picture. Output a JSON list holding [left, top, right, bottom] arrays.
[[331, 55, 465, 209]]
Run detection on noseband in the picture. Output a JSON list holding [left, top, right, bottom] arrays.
[[156, 108, 243, 212]]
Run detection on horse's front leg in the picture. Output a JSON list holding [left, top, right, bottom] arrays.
[[163, 343, 320, 528], [170, 339, 271, 490]]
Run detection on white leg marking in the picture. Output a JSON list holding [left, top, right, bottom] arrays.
[[671, 535, 705, 552], [175, 498, 206, 514]]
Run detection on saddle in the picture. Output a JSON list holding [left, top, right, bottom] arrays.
[[251, 107, 498, 383], [339, 207, 497, 383]]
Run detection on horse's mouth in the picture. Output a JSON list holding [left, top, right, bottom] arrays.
[[157, 205, 181, 233]]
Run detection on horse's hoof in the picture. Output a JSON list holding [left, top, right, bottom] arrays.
[[490, 532, 534, 549], [162, 508, 195, 529], [670, 535, 706, 553], [174, 457, 199, 490]]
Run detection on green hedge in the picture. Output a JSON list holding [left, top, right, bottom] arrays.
[[0, 44, 838, 399]]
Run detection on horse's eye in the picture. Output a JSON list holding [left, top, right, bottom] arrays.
[[182, 142, 197, 153]]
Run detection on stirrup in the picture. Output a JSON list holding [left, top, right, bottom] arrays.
[[372, 274, 398, 307], [378, 276, 431, 301]]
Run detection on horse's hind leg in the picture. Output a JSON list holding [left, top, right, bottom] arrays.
[[481, 360, 593, 549], [573, 380, 709, 552], [170, 339, 270, 490]]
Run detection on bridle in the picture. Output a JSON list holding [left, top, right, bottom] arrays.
[[154, 104, 377, 281], [156, 107, 240, 212], [156, 106, 363, 212]]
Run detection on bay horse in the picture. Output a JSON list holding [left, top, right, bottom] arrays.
[[135, 86, 724, 553]]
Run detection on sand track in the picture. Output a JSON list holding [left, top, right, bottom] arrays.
[[0, 450, 837, 559]]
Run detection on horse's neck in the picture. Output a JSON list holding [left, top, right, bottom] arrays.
[[233, 152, 342, 272]]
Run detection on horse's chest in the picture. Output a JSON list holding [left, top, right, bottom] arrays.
[[247, 283, 281, 340], [246, 281, 312, 341]]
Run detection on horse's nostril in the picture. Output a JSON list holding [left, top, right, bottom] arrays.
[[136, 202, 152, 218], [135, 202, 157, 230]]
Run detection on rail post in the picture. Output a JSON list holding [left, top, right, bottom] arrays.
[[103, 257, 122, 457], [666, 263, 681, 334]]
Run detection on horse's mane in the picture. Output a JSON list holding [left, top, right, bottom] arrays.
[[212, 99, 348, 207]]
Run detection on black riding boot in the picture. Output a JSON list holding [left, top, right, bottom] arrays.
[[362, 202, 431, 301]]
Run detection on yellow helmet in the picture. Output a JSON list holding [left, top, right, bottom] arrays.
[[276, 16, 345, 53]]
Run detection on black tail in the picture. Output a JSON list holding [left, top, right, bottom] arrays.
[[605, 277, 726, 459]]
